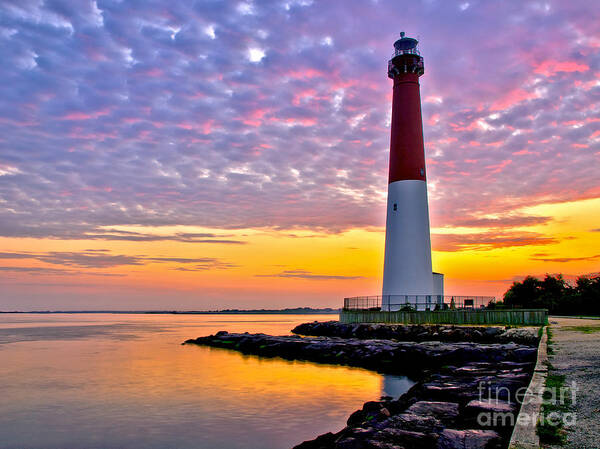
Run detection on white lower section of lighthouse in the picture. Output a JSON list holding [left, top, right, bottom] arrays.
[[382, 180, 442, 311]]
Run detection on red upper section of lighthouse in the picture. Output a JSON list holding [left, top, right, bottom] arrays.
[[387, 35, 427, 184]]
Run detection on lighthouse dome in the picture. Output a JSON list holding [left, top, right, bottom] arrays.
[[393, 36, 418, 51]]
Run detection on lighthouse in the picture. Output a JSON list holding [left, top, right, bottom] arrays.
[[382, 33, 443, 311]]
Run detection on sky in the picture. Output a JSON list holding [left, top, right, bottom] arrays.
[[0, 0, 599, 310]]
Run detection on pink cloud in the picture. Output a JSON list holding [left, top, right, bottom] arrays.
[[61, 109, 110, 121], [512, 149, 540, 156], [428, 113, 440, 125], [432, 231, 559, 252], [534, 60, 589, 76], [268, 117, 317, 126], [242, 109, 269, 127], [490, 88, 539, 111], [122, 117, 142, 124], [176, 120, 216, 134], [284, 68, 326, 79]]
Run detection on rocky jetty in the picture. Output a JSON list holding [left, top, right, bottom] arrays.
[[184, 332, 535, 376], [184, 328, 538, 448], [294, 361, 532, 449], [292, 321, 539, 346]]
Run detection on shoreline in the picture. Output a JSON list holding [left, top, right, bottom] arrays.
[[0, 309, 339, 315], [185, 323, 540, 448]]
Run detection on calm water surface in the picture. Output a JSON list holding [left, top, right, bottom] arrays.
[[0, 313, 413, 449]]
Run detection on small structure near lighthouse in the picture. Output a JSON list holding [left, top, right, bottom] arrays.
[[382, 32, 442, 311]]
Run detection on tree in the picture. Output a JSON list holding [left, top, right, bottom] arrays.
[[539, 274, 571, 312], [502, 273, 600, 315], [504, 276, 542, 309], [572, 275, 600, 315]]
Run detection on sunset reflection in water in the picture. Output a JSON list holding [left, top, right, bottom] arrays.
[[0, 313, 413, 449]]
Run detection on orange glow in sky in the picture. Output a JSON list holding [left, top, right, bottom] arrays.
[[2, 196, 599, 309], [1, 1, 599, 310]]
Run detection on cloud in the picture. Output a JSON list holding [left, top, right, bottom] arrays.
[[530, 254, 600, 263], [82, 230, 247, 244], [432, 231, 559, 252], [174, 260, 238, 271], [0, 251, 235, 269], [256, 269, 364, 280], [534, 60, 590, 77], [0, 224, 247, 243], [0, 251, 141, 268], [0, 266, 126, 276], [0, 0, 598, 242], [446, 214, 551, 229]]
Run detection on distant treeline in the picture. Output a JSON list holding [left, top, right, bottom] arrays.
[[1, 307, 340, 315], [147, 307, 340, 315], [492, 273, 600, 316]]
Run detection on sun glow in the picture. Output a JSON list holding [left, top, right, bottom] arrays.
[[3, 197, 598, 308]]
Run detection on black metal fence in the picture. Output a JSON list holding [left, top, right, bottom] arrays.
[[343, 295, 496, 312]]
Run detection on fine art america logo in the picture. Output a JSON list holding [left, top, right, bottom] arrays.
[[476, 380, 577, 428]]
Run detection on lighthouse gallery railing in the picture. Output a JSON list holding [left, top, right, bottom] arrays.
[[344, 295, 495, 311]]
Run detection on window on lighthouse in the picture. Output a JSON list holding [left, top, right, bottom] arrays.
[[393, 203, 397, 211]]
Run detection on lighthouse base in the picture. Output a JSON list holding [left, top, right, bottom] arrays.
[[381, 272, 444, 311], [382, 179, 434, 309]]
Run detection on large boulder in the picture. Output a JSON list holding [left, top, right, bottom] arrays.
[[464, 399, 517, 432], [405, 401, 460, 426], [437, 429, 501, 449], [378, 413, 443, 433], [373, 428, 438, 448], [293, 432, 338, 449]]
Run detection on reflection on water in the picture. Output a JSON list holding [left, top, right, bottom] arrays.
[[0, 314, 414, 449], [382, 375, 415, 398]]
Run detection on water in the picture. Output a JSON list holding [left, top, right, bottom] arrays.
[[0, 313, 413, 449]]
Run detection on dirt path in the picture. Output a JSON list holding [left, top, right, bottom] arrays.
[[547, 317, 600, 449]]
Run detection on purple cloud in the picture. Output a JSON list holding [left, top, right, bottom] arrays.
[[0, 250, 235, 269], [0, 0, 597, 241]]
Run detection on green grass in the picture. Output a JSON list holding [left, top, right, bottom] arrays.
[[537, 326, 571, 446], [538, 372, 570, 445], [563, 325, 600, 334], [546, 326, 555, 355]]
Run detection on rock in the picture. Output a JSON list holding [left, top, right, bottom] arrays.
[[362, 442, 402, 449], [333, 437, 362, 449], [374, 428, 438, 448], [293, 432, 338, 449], [290, 322, 539, 346], [464, 400, 516, 432], [465, 399, 515, 415], [185, 329, 534, 449], [378, 413, 443, 434], [347, 409, 366, 427], [344, 427, 376, 441], [406, 401, 460, 425], [483, 328, 502, 338], [363, 401, 384, 413], [184, 332, 536, 377], [498, 328, 538, 346], [437, 429, 501, 449]]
